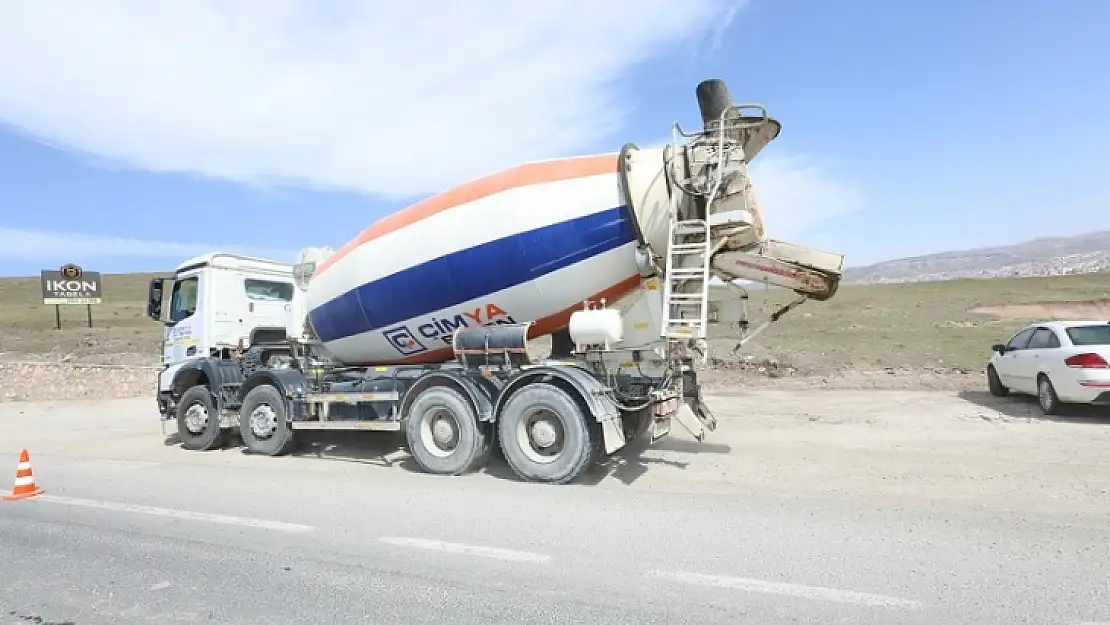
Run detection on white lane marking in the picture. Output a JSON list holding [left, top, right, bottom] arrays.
[[2, 491, 313, 534], [148, 581, 173, 591], [650, 570, 922, 609], [379, 536, 552, 564], [67, 459, 163, 471]]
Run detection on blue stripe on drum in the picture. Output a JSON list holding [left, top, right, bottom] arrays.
[[309, 205, 638, 343]]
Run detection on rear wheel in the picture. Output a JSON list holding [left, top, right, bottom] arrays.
[[176, 386, 227, 451], [1037, 375, 1062, 416], [497, 383, 599, 485], [239, 385, 297, 456], [405, 386, 489, 475], [987, 365, 1009, 397]]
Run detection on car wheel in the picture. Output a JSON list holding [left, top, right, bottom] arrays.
[[987, 365, 1009, 398], [1037, 375, 1061, 416]]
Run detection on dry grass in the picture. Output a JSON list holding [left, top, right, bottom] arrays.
[[0, 272, 164, 363], [1, 271, 1108, 374], [715, 272, 1110, 374]]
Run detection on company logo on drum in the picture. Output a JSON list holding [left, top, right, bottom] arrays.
[[414, 303, 518, 346], [383, 325, 427, 356]]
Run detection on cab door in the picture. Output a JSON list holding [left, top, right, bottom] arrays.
[[164, 273, 202, 365]]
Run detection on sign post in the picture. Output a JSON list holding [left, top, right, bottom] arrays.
[[40, 264, 103, 329]]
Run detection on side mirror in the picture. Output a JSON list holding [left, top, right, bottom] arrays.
[[147, 277, 167, 322], [991, 343, 1007, 354]]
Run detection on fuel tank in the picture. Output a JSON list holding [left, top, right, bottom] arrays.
[[305, 153, 660, 366]]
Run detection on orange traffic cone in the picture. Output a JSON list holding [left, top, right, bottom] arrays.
[[3, 449, 44, 501]]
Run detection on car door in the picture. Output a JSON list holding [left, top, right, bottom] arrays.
[[1017, 327, 1057, 391], [994, 327, 1034, 391]]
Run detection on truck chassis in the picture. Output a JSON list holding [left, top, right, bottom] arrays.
[[156, 324, 705, 485]]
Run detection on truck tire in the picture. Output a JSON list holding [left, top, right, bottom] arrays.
[[405, 386, 488, 475], [239, 385, 296, 456], [497, 383, 599, 484], [176, 386, 226, 451]]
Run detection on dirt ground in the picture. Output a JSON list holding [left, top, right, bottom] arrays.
[[626, 389, 1110, 523], [2, 389, 1107, 524], [972, 298, 1110, 319]]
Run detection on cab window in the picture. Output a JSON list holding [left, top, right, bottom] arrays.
[[169, 277, 199, 324], [244, 279, 294, 302]]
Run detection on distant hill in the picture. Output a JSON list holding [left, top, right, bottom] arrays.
[[843, 231, 1110, 284]]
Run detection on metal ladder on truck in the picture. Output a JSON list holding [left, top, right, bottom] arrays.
[[660, 217, 719, 441], [661, 219, 712, 342], [660, 104, 737, 347]]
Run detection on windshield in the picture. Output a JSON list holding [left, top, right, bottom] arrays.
[[169, 277, 198, 324], [1065, 324, 1110, 346]]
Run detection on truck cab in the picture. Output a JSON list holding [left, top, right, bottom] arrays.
[[147, 252, 296, 418]]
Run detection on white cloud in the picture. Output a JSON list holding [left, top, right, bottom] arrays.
[[0, 226, 297, 263], [0, 0, 746, 200], [749, 153, 865, 241], [640, 137, 865, 241]]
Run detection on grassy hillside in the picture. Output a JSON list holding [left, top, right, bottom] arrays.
[[711, 272, 1110, 372], [1, 271, 1106, 372], [0, 272, 164, 362]]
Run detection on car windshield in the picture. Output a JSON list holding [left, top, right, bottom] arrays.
[[1065, 324, 1110, 346]]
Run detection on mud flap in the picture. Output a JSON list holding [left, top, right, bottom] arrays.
[[651, 414, 672, 443], [600, 417, 628, 455]]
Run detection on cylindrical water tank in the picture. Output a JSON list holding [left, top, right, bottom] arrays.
[[304, 154, 647, 366], [568, 309, 624, 347]]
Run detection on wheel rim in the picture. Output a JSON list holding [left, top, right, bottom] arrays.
[[419, 408, 461, 458], [248, 404, 278, 439], [1038, 380, 1052, 408], [183, 402, 209, 434], [515, 407, 566, 465]]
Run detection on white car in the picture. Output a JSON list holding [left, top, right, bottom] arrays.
[[987, 320, 1110, 414]]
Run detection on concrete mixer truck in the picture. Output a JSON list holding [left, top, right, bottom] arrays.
[[144, 79, 845, 485]]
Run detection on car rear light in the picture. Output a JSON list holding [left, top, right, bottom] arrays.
[[1065, 353, 1110, 368]]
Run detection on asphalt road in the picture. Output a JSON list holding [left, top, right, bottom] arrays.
[[2, 397, 1110, 624]]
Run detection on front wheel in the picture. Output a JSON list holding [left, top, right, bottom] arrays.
[[497, 383, 599, 485], [987, 365, 1009, 398], [176, 386, 227, 451], [239, 385, 296, 456]]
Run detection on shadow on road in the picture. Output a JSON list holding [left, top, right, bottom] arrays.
[[161, 426, 731, 486], [958, 390, 1110, 424]]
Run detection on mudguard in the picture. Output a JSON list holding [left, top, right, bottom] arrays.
[[400, 370, 496, 422], [236, 368, 309, 405], [494, 365, 627, 455], [170, 357, 244, 406]]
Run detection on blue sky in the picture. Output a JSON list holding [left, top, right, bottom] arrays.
[[0, 0, 1107, 277]]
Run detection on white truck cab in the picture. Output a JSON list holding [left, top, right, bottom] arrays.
[[147, 252, 296, 418]]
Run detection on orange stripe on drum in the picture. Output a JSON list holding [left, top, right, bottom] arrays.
[[315, 154, 620, 276]]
